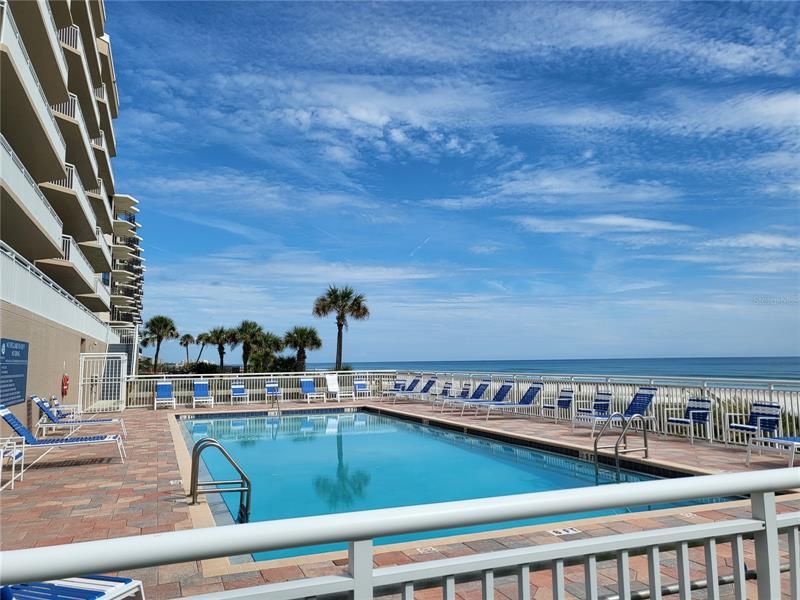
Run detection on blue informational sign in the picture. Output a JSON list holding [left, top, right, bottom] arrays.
[[0, 338, 29, 407]]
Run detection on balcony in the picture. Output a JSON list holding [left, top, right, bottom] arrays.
[[51, 92, 100, 192], [1, 0, 66, 181], [96, 34, 118, 117], [110, 284, 134, 307], [0, 134, 63, 260], [87, 0, 104, 36], [93, 82, 115, 155], [110, 306, 136, 325], [86, 176, 112, 234], [1, 241, 116, 342], [112, 210, 138, 237], [91, 129, 114, 195], [35, 235, 95, 295], [57, 24, 101, 138], [39, 162, 98, 243], [77, 274, 110, 312], [69, 0, 102, 87], [79, 226, 111, 272], [6, 0, 68, 103]]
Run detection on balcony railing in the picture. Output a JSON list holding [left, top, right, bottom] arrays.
[[94, 83, 106, 101], [1, 2, 65, 148], [0, 134, 63, 227], [51, 93, 77, 119], [91, 130, 105, 149], [57, 24, 79, 50], [48, 163, 97, 232], [95, 227, 111, 260], [61, 234, 94, 284]]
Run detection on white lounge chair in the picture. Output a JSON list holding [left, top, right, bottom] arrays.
[[33, 396, 126, 437], [0, 436, 24, 489], [325, 374, 354, 402], [747, 436, 800, 467]]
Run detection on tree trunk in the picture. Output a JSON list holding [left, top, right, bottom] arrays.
[[297, 348, 306, 372], [154, 339, 162, 373], [242, 343, 250, 373], [218, 345, 225, 372], [185, 346, 190, 365], [196, 344, 206, 363], [335, 323, 344, 371]]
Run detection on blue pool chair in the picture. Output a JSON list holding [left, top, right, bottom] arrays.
[[667, 397, 712, 444], [265, 381, 283, 406], [381, 378, 406, 398], [48, 396, 80, 419], [747, 436, 800, 467], [154, 380, 176, 410], [353, 380, 371, 398], [230, 382, 249, 404], [1, 575, 144, 600], [541, 388, 574, 422], [726, 401, 781, 445], [588, 386, 658, 437], [396, 377, 437, 404], [459, 381, 514, 415], [442, 380, 489, 412], [430, 381, 454, 406], [482, 383, 544, 420], [192, 380, 214, 409], [33, 396, 126, 437], [300, 378, 325, 403], [0, 404, 126, 462], [572, 391, 612, 431]]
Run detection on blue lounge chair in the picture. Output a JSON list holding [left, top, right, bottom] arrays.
[[192, 380, 214, 409], [541, 388, 574, 422], [441, 380, 490, 412], [747, 436, 800, 467], [353, 380, 371, 398], [586, 386, 658, 437], [300, 378, 325, 403], [433, 381, 470, 407], [459, 381, 514, 415], [265, 381, 282, 406], [572, 391, 611, 431], [397, 377, 437, 404], [0, 404, 126, 462], [382, 378, 406, 397], [429, 381, 453, 405], [48, 397, 80, 419], [154, 381, 176, 410], [667, 397, 712, 444], [726, 401, 781, 444], [1, 575, 144, 600], [480, 383, 544, 420], [33, 396, 126, 437], [231, 382, 249, 404]]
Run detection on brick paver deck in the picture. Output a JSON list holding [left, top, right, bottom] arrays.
[[1, 399, 798, 599]]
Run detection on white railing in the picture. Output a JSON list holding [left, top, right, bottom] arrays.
[[125, 370, 398, 409], [49, 163, 98, 233], [94, 83, 106, 101], [87, 177, 113, 231], [58, 24, 79, 49], [0, 469, 797, 599], [1, 1, 66, 149], [61, 235, 95, 287], [398, 370, 800, 445], [91, 129, 105, 149], [95, 226, 111, 264], [52, 92, 77, 119], [93, 274, 110, 306]]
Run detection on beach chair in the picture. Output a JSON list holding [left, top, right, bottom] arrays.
[[264, 381, 282, 406], [747, 436, 800, 467], [154, 381, 176, 410], [1, 575, 144, 600], [300, 378, 325, 403], [353, 380, 371, 398], [666, 397, 712, 444], [459, 381, 513, 415], [1, 436, 24, 489], [586, 386, 658, 437], [726, 401, 781, 445], [429, 381, 454, 406], [441, 380, 490, 412], [230, 382, 249, 404], [572, 391, 611, 432], [325, 374, 355, 402], [434, 382, 471, 408], [481, 383, 544, 420], [33, 396, 127, 437], [48, 396, 81, 419], [541, 389, 574, 422], [0, 404, 126, 462], [192, 380, 214, 409], [381, 378, 406, 398], [402, 377, 437, 402]]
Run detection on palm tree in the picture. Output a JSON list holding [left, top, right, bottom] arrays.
[[194, 332, 209, 363], [179, 334, 195, 365], [205, 326, 234, 371], [249, 332, 284, 372], [313, 286, 369, 371], [140, 315, 179, 373], [236, 320, 264, 373], [284, 326, 322, 372]]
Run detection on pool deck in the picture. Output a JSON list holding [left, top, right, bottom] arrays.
[[2, 398, 799, 599]]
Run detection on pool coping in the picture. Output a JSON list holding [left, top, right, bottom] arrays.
[[167, 402, 800, 578]]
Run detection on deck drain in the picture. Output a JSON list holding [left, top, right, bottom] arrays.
[[549, 527, 581, 536]]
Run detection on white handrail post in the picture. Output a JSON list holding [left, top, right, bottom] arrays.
[[349, 538, 373, 599], [751, 491, 780, 597]]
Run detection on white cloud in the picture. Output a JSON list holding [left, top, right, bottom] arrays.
[[515, 214, 693, 236], [706, 233, 800, 250]]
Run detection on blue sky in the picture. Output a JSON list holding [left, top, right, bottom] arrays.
[[108, 2, 800, 364]]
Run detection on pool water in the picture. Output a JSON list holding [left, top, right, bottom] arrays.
[[183, 411, 729, 559]]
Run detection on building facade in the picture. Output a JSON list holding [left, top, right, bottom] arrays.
[[0, 0, 142, 420]]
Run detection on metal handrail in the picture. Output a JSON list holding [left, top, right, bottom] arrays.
[[592, 412, 650, 482], [189, 437, 251, 524]]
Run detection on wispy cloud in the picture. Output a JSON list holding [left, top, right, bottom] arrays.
[[515, 214, 693, 235]]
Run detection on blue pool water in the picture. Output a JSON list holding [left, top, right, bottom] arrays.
[[184, 412, 729, 559]]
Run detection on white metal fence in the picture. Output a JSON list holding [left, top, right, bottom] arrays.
[[395, 370, 800, 445], [1, 469, 798, 599], [78, 353, 127, 412]]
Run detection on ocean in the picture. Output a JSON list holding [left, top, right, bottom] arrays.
[[308, 356, 800, 380]]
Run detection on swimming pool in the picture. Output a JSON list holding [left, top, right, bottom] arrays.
[[182, 411, 729, 560]]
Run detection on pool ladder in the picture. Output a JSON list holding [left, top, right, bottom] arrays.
[[189, 437, 252, 523], [592, 413, 650, 484]]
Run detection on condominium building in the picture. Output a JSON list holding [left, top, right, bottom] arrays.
[[0, 0, 142, 419]]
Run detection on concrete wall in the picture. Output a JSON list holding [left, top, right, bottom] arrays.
[[1, 299, 107, 432]]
